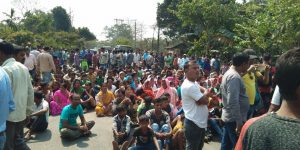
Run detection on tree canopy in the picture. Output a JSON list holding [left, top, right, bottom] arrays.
[[51, 6, 72, 32], [0, 7, 96, 49], [157, 0, 300, 55]]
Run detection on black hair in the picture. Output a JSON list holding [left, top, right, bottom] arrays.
[[275, 48, 300, 101], [34, 91, 44, 100], [160, 95, 169, 102], [129, 94, 135, 103], [70, 93, 80, 100], [144, 96, 152, 104], [116, 104, 126, 113], [183, 60, 197, 72], [101, 82, 108, 87], [135, 87, 144, 96], [40, 82, 48, 87], [153, 98, 162, 104], [13, 44, 26, 55], [73, 79, 81, 86], [61, 82, 68, 89], [263, 53, 271, 61], [138, 115, 149, 122], [119, 88, 126, 96], [44, 47, 50, 51], [232, 52, 249, 67], [0, 41, 14, 55]]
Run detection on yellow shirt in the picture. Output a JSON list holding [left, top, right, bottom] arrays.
[[96, 91, 115, 106], [242, 72, 262, 105]]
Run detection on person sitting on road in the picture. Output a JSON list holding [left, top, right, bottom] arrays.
[[95, 82, 115, 117], [112, 105, 131, 149], [50, 83, 71, 115], [128, 115, 160, 150], [171, 112, 185, 150], [80, 81, 96, 112], [25, 91, 49, 141], [136, 96, 154, 120], [112, 88, 132, 116], [59, 93, 95, 140], [146, 98, 172, 150]]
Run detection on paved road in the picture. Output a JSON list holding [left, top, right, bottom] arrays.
[[27, 112, 220, 150]]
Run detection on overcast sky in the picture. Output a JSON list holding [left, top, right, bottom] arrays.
[[0, 0, 164, 40], [0, 0, 243, 40]]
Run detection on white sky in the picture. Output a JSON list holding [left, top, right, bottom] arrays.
[[0, 0, 164, 40], [1, 0, 243, 40]]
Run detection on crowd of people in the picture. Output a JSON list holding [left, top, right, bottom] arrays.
[[1, 39, 300, 150]]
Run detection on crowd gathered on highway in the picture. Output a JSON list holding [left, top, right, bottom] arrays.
[[0, 40, 300, 150]]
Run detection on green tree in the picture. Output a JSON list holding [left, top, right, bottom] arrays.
[[112, 37, 132, 46], [2, 8, 19, 31], [175, 0, 240, 54], [157, 0, 192, 38], [235, 0, 300, 54], [51, 6, 72, 32], [5, 30, 34, 45], [77, 27, 96, 41], [104, 24, 133, 42], [21, 10, 53, 33]]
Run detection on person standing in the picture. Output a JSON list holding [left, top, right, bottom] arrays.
[[0, 62, 15, 150], [36, 47, 56, 84], [181, 60, 211, 150], [220, 52, 250, 150], [24, 50, 37, 79], [236, 48, 300, 150], [126, 50, 134, 66], [0, 41, 34, 150], [242, 49, 270, 119], [133, 50, 141, 67], [99, 48, 109, 69]]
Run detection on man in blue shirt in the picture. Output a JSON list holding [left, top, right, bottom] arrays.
[[0, 66, 15, 150], [59, 94, 95, 140]]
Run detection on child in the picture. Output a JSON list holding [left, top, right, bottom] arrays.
[[128, 115, 160, 150], [112, 105, 131, 150]]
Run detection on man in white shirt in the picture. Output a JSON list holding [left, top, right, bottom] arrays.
[[99, 48, 109, 69], [25, 91, 49, 141], [133, 51, 141, 66], [24, 50, 37, 79], [181, 60, 211, 150], [268, 85, 281, 112]]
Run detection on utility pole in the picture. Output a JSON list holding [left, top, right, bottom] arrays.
[[157, 27, 160, 51], [134, 21, 137, 49], [114, 19, 124, 25], [152, 25, 156, 50]]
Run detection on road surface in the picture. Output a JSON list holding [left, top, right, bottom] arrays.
[[27, 112, 220, 150]]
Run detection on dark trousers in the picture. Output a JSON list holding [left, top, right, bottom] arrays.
[[28, 68, 36, 80], [4, 120, 30, 150], [221, 121, 237, 150], [26, 115, 48, 132], [261, 92, 271, 112], [60, 121, 95, 140], [184, 118, 206, 150]]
